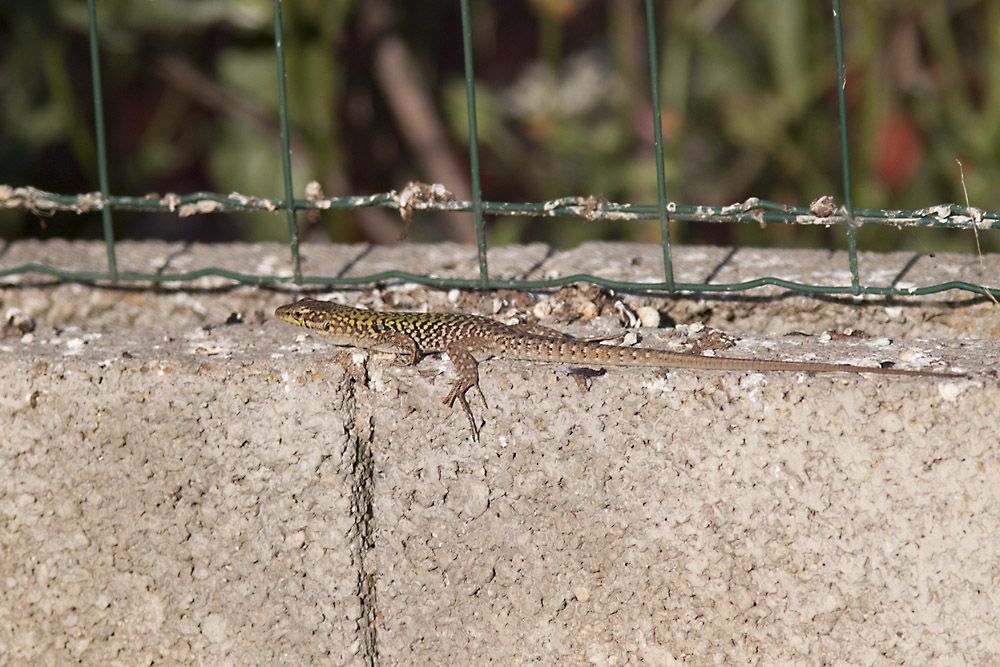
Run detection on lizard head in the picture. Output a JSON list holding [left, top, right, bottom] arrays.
[[274, 298, 340, 330], [274, 298, 375, 343]]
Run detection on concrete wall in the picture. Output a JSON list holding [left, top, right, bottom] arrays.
[[2, 241, 998, 665]]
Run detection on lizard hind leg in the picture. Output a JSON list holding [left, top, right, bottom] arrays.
[[446, 383, 481, 441], [443, 345, 488, 440]]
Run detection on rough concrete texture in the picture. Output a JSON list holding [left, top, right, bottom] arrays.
[[2, 329, 368, 665], [2, 240, 999, 665]]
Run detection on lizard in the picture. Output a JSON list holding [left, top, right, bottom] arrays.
[[274, 298, 963, 439]]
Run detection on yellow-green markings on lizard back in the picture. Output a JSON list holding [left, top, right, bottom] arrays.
[[275, 298, 963, 440]]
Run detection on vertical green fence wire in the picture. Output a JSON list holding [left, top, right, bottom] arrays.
[[832, 0, 861, 293], [86, 0, 118, 280], [644, 0, 674, 291], [272, 0, 303, 285], [459, 0, 490, 288]]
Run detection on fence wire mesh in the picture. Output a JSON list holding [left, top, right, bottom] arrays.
[[1, 0, 998, 298]]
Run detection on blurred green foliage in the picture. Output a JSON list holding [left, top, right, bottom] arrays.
[[0, 0, 997, 253]]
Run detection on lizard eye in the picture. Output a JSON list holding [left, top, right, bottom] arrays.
[[323, 321, 332, 331]]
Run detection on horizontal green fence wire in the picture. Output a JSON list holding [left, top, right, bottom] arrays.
[[0, 0, 997, 299]]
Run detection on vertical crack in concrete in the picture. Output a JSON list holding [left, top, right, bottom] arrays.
[[348, 364, 378, 665]]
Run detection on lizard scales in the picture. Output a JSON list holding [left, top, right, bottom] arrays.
[[275, 298, 958, 438]]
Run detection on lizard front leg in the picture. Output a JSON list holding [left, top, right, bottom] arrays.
[[442, 344, 488, 440], [372, 330, 421, 366]]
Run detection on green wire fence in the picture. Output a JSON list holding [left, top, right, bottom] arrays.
[[1, 0, 998, 298]]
